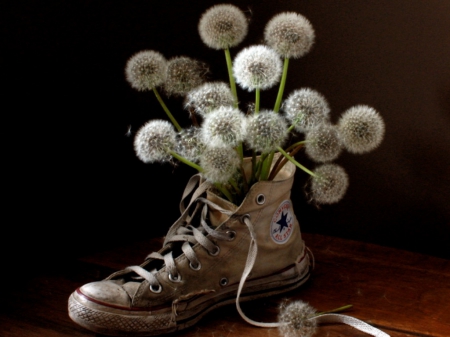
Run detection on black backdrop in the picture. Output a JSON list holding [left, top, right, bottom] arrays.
[[6, 0, 450, 274]]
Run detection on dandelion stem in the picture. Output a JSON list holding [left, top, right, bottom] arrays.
[[274, 57, 289, 113], [215, 183, 234, 203], [315, 304, 353, 316], [224, 48, 238, 108], [153, 88, 182, 132], [269, 142, 305, 180], [260, 151, 275, 181], [255, 88, 260, 113], [277, 146, 317, 177], [169, 151, 203, 172]]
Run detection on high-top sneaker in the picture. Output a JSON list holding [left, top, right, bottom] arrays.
[[68, 158, 312, 336]]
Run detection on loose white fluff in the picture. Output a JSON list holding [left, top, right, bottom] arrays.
[[264, 12, 315, 59], [125, 50, 168, 91], [134, 120, 177, 163], [198, 4, 248, 50], [245, 110, 288, 153], [310, 164, 349, 204], [200, 106, 247, 148], [233, 45, 283, 91], [337, 105, 385, 154], [282, 88, 330, 132]]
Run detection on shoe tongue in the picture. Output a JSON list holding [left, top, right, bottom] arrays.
[[206, 190, 237, 227]]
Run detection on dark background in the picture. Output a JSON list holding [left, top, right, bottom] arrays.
[[5, 0, 450, 274]]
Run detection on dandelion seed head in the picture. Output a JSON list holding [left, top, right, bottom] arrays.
[[198, 4, 248, 50], [264, 12, 315, 59], [233, 45, 283, 91], [164, 56, 207, 97], [246, 110, 288, 153], [125, 50, 168, 91], [184, 81, 235, 117], [283, 88, 330, 132], [309, 164, 349, 204], [200, 146, 241, 184], [200, 106, 247, 148], [337, 105, 385, 154], [134, 120, 177, 163], [305, 124, 342, 163], [278, 300, 317, 337], [175, 126, 204, 163]]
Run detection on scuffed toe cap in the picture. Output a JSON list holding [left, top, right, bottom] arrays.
[[78, 280, 132, 307]]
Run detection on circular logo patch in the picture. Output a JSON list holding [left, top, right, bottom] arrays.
[[270, 200, 295, 244]]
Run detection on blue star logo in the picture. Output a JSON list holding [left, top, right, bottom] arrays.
[[273, 212, 290, 233]]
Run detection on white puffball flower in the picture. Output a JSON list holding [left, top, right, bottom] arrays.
[[198, 4, 248, 50], [283, 88, 330, 133], [264, 12, 315, 59], [278, 300, 317, 337], [184, 82, 235, 117], [200, 146, 241, 184], [134, 120, 177, 163], [337, 105, 385, 154], [246, 110, 288, 153], [310, 164, 349, 204], [175, 126, 205, 163], [233, 45, 283, 91], [125, 50, 168, 91], [164, 56, 207, 97], [200, 106, 247, 148], [305, 123, 342, 163]]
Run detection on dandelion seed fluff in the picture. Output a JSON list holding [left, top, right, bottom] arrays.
[[175, 126, 204, 163], [201, 106, 247, 148], [233, 45, 283, 91], [164, 56, 207, 97], [125, 50, 168, 91], [337, 105, 385, 154], [283, 88, 330, 132], [278, 300, 317, 337], [310, 164, 349, 204], [264, 12, 315, 59], [184, 82, 234, 117], [305, 124, 342, 163], [134, 120, 177, 163], [198, 4, 248, 50], [200, 146, 241, 184], [246, 110, 288, 153]]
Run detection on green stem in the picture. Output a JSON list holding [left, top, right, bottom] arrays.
[[153, 88, 182, 132], [277, 146, 317, 177], [274, 57, 289, 113], [260, 151, 274, 181], [214, 183, 234, 203], [255, 88, 260, 113], [315, 304, 353, 316], [169, 151, 203, 172], [224, 48, 238, 108]]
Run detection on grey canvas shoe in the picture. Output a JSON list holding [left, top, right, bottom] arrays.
[[68, 158, 312, 336]]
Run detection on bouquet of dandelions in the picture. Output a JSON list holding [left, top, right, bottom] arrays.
[[126, 4, 385, 207]]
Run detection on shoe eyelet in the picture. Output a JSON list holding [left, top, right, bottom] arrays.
[[256, 194, 265, 205], [189, 261, 202, 271], [208, 245, 220, 256], [226, 230, 236, 241], [169, 273, 182, 283], [220, 277, 228, 286], [150, 284, 162, 293]]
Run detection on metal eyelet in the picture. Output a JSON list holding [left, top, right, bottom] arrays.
[[220, 277, 228, 286], [208, 245, 220, 256], [256, 194, 265, 205], [150, 284, 162, 293], [226, 230, 236, 241], [168, 273, 182, 282], [189, 261, 201, 271]]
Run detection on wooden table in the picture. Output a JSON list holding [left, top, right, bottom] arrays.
[[1, 233, 449, 336]]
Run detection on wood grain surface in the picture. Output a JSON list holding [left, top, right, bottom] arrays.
[[2, 233, 449, 337]]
